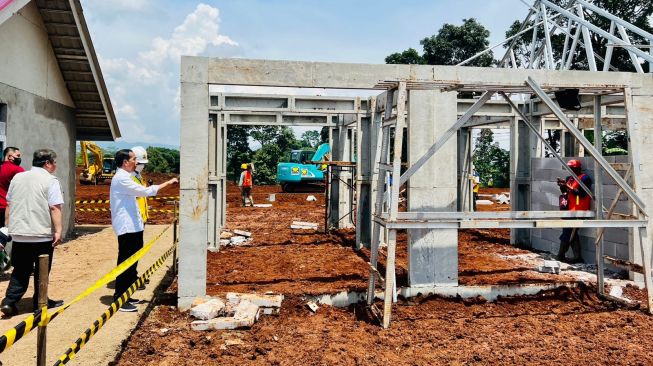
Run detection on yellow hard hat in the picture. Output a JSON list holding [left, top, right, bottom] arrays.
[[241, 163, 248, 169]]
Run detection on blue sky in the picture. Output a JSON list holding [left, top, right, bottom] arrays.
[[83, 0, 527, 147]]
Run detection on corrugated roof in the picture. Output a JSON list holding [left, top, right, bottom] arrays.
[[35, 0, 120, 141]]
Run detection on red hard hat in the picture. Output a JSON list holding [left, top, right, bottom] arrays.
[[567, 160, 581, 169]]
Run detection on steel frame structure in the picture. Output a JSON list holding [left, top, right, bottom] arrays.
[[366, 78, 653, 328], [461, 0, 653, 72]]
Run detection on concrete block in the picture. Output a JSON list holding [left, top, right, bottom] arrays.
[[602, 240, 617, 258], [616, 242, 629, 260], [603, 228, 628, 244], [291, 221, 318, 230], [190, 298, 226, 320], [226, 293, 284, 308], [233, 230, 251, 237], [531, 236, 555, 253], [192, 300, 260, 331]]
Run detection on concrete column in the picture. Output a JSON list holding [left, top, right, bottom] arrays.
[[407, 90, 458, 287], [625, 88, 653, 283], [328, 123, 354, 229], [356, 115, 373, 249], [179, 59, 209, 309], [513, 104, 539, 246]]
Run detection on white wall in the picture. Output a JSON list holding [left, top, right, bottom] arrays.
[[0, 1, 73, 107]]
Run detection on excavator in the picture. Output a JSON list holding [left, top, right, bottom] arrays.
[[79, 141, 116, 185], [277, 143, 330, 192]]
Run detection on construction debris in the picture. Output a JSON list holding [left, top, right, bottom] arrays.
[[476, 199, 494, 206], [190, 298, 226, 320], [191, 293, 283, 331], [537, 260, 561, 274], [254, 204, 272, 208], [306, 195, 317, 201], [305, 301, 319, 313], [268, 193, 276, 202], [233, 230, 252, 237], [291, 221, 318, 230], [496, 193, 510, 204], [220, 231, 234, 239], [229, 236, 250, 246]]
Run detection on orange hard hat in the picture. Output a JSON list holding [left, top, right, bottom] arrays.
[[567, 160, 581, 169]]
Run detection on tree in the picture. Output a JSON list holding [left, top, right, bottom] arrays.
[[505, 0, 653, 71], [251, 144, 283, 185], [300, 130, 321, 148], [473, 130, 510, 188], [227, 126, 253, 181], [421, 18, 494, 66], [385, 18, 493, 67], [145, 147, 180, 173], [385, 48, 426, 65]]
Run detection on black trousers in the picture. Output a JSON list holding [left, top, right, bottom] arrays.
[[2, 240, 54, 308], [114, 231, 143, 299]]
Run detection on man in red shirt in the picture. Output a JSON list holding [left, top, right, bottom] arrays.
[[556, 159, 592, 263], [0, 147, 24, 227]]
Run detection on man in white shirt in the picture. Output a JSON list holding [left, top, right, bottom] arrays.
[[1, 149, 64, 317], [110, 149, 177, 312]]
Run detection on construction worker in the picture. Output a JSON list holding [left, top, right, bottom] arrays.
[[556, 159, 592, 263], [472, 171, 480, 211], [238, 163, 254, 207]]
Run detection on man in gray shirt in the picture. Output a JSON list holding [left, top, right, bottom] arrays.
[[1, 149, 64, 317]]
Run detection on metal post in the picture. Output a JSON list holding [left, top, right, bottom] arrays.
[[37, 254, 49, 366], [594, 96, 604, 294]]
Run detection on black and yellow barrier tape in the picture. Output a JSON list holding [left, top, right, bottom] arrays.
[[75, 208, 175, 213], [0, 225, 171, 354], [53, 243, 176, 365], [74, 196, 179, 205]]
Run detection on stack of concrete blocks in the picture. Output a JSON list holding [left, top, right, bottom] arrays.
[[529, 156, 632, 264]]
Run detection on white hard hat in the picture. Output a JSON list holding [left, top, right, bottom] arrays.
[[132, 146, 148, 164]]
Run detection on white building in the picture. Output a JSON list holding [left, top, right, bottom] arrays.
[[0, 0, 120, 236]]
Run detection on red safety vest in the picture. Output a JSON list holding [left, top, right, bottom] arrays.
[[243, 170, 252, 187], [567, 174, 591, 211]]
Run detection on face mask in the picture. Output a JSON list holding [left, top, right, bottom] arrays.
[[135, 164, 144, 173], [12, 158, 21, 166]]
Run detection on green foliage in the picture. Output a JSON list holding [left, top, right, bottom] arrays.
[[473, 130, 510, 188], [227, 126, 253, 181], [385, 48, 426, 65], [505, 0, 653, 71], [300, 130, 321, 148], [145, 147, 179, 173], [385, 19, 493, 67], [227, 126, 306, 184], [251, 144, 283, 185]]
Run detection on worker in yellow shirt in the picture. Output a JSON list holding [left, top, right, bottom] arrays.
[[131, 146, 149, 290], [472, 171, 480, 211], [131, 146, 149, 224]]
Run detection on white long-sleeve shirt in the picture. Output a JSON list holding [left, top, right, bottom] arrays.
[[110, 168, 160, 236]]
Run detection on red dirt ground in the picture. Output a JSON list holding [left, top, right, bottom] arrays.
[[74, 168, 180, 225], [111, 184, 653, 366]]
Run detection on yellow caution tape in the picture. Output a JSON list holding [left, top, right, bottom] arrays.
[[0, 225, 171, 354], [75, 196, 179, 205], [75, 208, 174, 214], [54, 243, 176, 365]]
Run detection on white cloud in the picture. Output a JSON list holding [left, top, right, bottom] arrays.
[[95, 3, 238, 145], [139, 3, 237, 66], [114, 103, 137, 119]]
